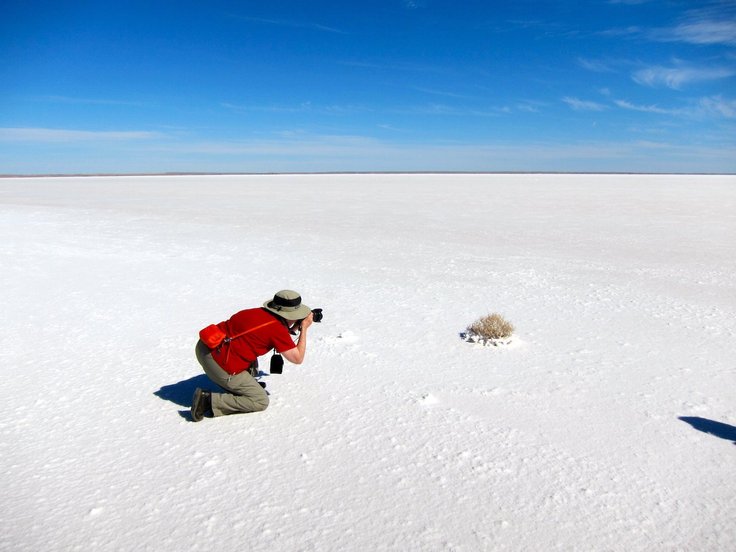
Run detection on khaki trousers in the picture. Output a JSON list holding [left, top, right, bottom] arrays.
[[195, 340, 269, 416]]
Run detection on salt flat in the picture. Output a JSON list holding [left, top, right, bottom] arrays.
[[1, 173, 734, 551]]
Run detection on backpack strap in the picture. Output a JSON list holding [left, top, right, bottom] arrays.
[[224, 319, 278, 344], [221, 319, 279, 369]]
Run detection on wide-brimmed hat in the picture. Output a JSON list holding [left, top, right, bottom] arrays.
[[263, 290, 311, 320]]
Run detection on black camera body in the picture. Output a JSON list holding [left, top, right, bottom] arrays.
[[270, 353, 283, 374], [311, 308, 323, 323]]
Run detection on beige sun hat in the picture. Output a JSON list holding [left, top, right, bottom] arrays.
[[263, 290, 312, 320]]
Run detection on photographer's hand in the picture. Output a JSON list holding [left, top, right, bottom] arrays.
[[300, 312, 314, 331]]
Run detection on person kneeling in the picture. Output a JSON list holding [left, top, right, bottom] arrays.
[[191, 290, 315, 421]]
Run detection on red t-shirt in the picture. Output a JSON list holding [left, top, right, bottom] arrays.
[[210, 308, 297, 375]]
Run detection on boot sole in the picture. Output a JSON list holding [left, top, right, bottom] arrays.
[[191, 388, 204, 422]]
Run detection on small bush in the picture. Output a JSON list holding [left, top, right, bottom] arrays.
[[467, 313, 514, 340]]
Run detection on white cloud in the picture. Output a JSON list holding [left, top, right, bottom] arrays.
[[88, 134, 736, 174], [338, 59, 453, 76], [614, 99, 683, 116], [598, 26, 643, 38], [667, 20, 736, 46], [412, 87, 477, 100], [578, 58, 615, 73], [4, 129, 734, 173], [229, 15, 346, 34], [0, 127, 164, 142], [34, 95, 145, 107], [603, 7, 736, 47], [515, 101, 544, 113], [698, 95, 736, 118], [650, 15, 736, 46], [562, 97, 608, 111], [632, 65, 736, 89], [221, 102, 312, 114], [615, 96, 736, 119], [394, 103, 508, 117]]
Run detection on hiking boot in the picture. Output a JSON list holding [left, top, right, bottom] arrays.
[[191, 388, 212, 422]]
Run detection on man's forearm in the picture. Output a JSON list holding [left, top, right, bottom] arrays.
[[295, 327, 308, 362], [282, 327, 308, 364]]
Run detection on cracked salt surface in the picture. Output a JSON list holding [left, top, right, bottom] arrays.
[[2, 173, 735, 551]]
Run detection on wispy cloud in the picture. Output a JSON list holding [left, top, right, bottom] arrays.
[[486, 18, 575, 38], [515, 100, 546, 113], [598, 26, 643, 38], [221, 101, 311, 114], [376, 123, 407, 132], [228, 15, 346, 34], [615, 95, 736, 119], [577, 58, 616, 73], [650, 9, 736, 46], [32, 95, 146, 107], [4, 129, 734, 173], [338, 59, 454, 76], [397, 103, 508, 117], [614, 99, 682, 116], [0, 127, 164, 142], [412, 87, 478, 100], [145, 133, 736, 173], [220, 101, 369, 116], [632, 65, 736, 89], [153, 133, 388, 158], [662, 20, 736, 46], [698, 95, 736, 118], [602, 5, 736, 47], [221, 99, 521, 118], [562, 97, 608, 111]]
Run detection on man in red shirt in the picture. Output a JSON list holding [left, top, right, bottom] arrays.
[[191, 290, 315, 421]]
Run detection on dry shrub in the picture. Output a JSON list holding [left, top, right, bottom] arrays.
[[467, 313, 514, 340]]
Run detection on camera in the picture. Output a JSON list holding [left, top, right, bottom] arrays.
[[270, 353, 283, 374], [311, 308, 323, 323]]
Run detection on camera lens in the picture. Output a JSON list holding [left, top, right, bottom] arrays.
[[311, 308, 323, 323]]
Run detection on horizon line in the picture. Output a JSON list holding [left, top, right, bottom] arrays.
[[2, 170, 735, 178]]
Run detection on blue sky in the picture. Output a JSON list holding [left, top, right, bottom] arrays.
[[1, 0, 735, 174]]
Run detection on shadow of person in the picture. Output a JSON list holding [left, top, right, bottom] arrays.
[[154, 372, 270, 421], [679, 416, 736, 445], [154, 374, 212, 408]]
